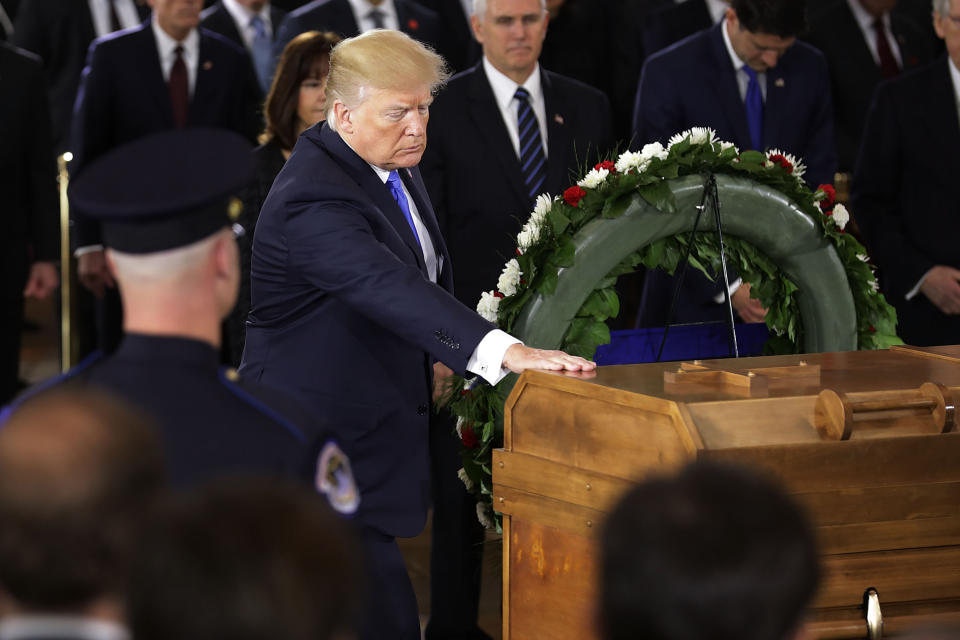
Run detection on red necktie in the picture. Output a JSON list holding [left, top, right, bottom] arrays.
[[169, 45, 189, 128], [873, 18, 900, 79]]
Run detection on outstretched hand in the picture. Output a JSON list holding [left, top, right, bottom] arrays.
[[501, 344, 597, 375]]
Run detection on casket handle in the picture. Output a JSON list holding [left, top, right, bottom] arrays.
[[814, 383, 959, 440], [864, 588, 882, 640]]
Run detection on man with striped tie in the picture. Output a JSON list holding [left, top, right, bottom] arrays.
[[419, 1, 610, 637]]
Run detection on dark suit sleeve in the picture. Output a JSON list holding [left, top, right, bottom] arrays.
[[632, 55, 682, 148], [851, 83, 930, 300], [796, 51, 838, 188], [284, 199, 494, 373], [24, 56, 59, 261], [420, 121, 448, 231], [11, 0, 46, 59]]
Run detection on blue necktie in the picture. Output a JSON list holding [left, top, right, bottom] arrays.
[[743, 65, 763, 151], [250, 15, 274, 94], [387, 170, 422, 249], [515, 87, 547, 199]]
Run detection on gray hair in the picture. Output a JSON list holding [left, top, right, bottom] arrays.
[[933, 0, 950, 16], [472, 0, 547, 19]]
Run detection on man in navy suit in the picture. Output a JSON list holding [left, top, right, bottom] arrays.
[[632, 0, 837, 329], [420, 3, 609, 632], [239, 29, 595, 640], [274, 0, 445, 60], [851, 0, 960, 347], [70, 0, 262, 355], [200, 0, 288, 93]]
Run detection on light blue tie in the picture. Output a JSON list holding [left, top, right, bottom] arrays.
[[743, 65, 763, 151], [249, 15, 274, 94], [387, 170, 422, 249]]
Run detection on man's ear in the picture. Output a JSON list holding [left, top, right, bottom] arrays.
[[470, 14, 485, 44], [725, 7, 738, 29], [333, 100, 354, 135]]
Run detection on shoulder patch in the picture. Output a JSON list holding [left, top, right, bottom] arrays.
[[316, 441, 360, 515]]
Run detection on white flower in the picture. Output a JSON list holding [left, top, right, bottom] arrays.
[[720, 140, 739, 154], [869, 278, 880, 293], [457, 468, 475, 492], [614, 150, 643, 173], [689, 126, 717, 144], [856, 254, 869, 263], [766, 148, 807, 179], [516, 221, 541, 251], [577, 167, 609, 189], [832, 203, 850, 230], [641, 141, 669, 162], [455, 415, 465, 438], [497, 259, 522, 297], [476, 501, 496, 529], [476, 290, 501, 323], [530, 193, 552, 225]]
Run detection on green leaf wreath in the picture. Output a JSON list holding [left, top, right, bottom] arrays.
[[445, 127, 902, 531]]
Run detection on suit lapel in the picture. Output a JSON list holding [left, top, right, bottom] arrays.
[[191, 31, 219, 124], [926, 59, 960, 161], [705, 25, 753, 149], [467, 64, 530, 206], [137, 24, 176, 127], [542, 70, 574, 194], [317, 124, 428, 273], [215, 5, 246, 48], [332, 0, 362, 36]]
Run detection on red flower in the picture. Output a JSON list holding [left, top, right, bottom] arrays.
[[460, 388, 472, 397], [824, 209, 832, 216], [869, 325, 876, 333], [407, 18, 419, 30], [564, 185, 587, 207], [493, 291, 504, 299], [461, 424, 479, 449], [515, 248, 523, 256], [817, 184, 836, 210], [595, 160, 616, 173], [768, 153, 793, 173]]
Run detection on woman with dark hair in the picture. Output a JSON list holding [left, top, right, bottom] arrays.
[[226, 30, 341, 365]]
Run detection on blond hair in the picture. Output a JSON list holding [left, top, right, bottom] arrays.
[[325, 29, 450, 126]]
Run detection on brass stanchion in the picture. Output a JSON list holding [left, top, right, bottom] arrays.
[[57, 152, 73, 373]]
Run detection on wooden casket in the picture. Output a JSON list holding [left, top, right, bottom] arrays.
[[494, 345, 960, 639]]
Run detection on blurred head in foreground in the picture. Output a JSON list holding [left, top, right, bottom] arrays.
[[128, 478, 361, 640], [600, 460, 819, 640]]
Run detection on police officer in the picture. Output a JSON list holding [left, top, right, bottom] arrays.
[[3, 129, 358, 515]]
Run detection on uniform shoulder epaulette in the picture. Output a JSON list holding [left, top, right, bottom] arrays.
[[0, 352, 105, 426]]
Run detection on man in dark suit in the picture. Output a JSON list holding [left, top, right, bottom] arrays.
[[417, 0, 480, 73], [71, 0, 262, 355], [642, 0, 725, 57], [13, 0, 150, 154], [239, 29, 595, 640], [633, 0, 836, 328], [0, 387, 165, 640], [804, 0, 934, 175], [421, 3, 609, 635], [274, 0, 444, 60], [0, 42, 59, 405], [200, 0, 288, 93], [851, 0, 960, 347]]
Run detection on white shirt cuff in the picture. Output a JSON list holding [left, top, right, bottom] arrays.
[[466, 329, 521, 386], [713, 277, 743, 304], [74, 245, 104, 258], [905, 269, 933, 301]]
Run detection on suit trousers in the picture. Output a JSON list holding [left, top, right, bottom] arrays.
[[357, 525, 421, 640]]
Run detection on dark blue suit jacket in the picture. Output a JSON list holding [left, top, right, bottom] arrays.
[[274, 0, 442, 58], [633, 23, 837, 328], [633, 22, 837, 187], [70, 22, 261, 245], [239, 122, 494, 537], [852, 57, 960, 346]]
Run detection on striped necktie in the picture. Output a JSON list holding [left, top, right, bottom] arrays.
[[515, 86, 547, 199]]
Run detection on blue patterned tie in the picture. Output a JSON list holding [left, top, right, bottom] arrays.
[[743, 65, 763, 151], [250, 15, 274, 94], [387, 170, 422, 249], [515, 87, 547, 199]]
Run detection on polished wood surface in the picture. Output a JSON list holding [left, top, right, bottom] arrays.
[[496, 347, 960, 639]]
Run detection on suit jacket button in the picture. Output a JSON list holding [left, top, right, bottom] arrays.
[[417, 405, 428, 415]]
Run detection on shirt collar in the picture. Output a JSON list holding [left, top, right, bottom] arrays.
[[0, 616, 130, 640], [482, 56, 542, 111], [346, 0, 396, 24], [151, 13, 199, 56], [720, 17, 748, 72], [222, 0, 271, 27], [948, 56, 960, 112], [846, 0, 890, 33], [369, 162, 392, 183]]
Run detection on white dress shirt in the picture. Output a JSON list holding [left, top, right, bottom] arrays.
[[88, 0, 141, 38], [846, 0, 903, 69], [482, 57, 549, 158], [347, 0, 400, 31], [151, 16, 200, 96], [0, 616, 130, 640], [222, 0, 274, 51], [365, 161, 518, 385]]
